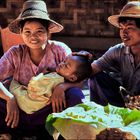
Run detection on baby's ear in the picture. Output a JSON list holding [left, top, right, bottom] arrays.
[[68, 74, 77, 82]]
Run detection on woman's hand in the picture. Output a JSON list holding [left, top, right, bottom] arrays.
[[51, 82, 83, 113], [51, 84, 66, 113], [6, 96, 19, 128], [0, 82, 19, 128]]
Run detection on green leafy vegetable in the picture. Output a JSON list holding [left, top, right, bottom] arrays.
[[45, 102, 140, 139]]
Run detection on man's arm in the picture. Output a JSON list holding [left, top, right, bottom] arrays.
[[91, 63, 102, 75]]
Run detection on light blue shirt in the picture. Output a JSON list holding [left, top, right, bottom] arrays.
[[94, 43, 140, 95]]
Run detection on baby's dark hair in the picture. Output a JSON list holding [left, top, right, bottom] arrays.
[[74, 55, 92, 82]]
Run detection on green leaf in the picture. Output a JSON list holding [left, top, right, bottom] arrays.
[[45, 114, 57, 135], [123, 109, 140, 125], [45, 102, 140, 139]]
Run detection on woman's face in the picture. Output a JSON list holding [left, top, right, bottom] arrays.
[[20, 21, 48, 50]]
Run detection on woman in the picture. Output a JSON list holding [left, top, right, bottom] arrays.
[[0, 0, 84, 139]]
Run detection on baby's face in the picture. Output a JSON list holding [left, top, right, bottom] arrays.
[[56, 55, 79, 81]]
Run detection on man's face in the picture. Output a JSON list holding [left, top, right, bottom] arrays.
[[119, 20, 140, 47], [56, 55, 79, 82]]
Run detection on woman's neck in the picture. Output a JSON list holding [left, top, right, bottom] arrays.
[[29, 48, 45, 66]]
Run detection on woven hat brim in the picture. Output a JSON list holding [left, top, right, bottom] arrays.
[[8, 16, 63, 34], [108, 14, 140, 28]]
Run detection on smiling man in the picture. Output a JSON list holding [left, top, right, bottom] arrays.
[[88, 1, 140, 107]]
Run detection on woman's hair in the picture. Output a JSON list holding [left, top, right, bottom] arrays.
[[118, 17, 140, 28], [74, 55, 92, 82], [19, 18, 50, 31]]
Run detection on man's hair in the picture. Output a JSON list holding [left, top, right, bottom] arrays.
[[74, 55, 92, 82], [118, 17, 140, 28]]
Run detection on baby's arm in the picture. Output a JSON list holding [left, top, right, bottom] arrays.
[[9, 80, 27, 93]]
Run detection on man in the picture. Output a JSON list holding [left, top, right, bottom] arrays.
[[89, 1, 140, 107]]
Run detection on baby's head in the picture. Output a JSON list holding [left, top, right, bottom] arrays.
[[56, 54, 92, 82]]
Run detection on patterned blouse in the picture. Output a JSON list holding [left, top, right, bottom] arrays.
[[0, 40, 71, 87]]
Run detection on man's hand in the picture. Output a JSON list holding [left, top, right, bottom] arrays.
[[6, 97, 19, 128], [51, 84, 66, 113], [72, 50, 94, 62]]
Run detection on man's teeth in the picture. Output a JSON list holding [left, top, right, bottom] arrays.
[[123, 38, 129, 41]]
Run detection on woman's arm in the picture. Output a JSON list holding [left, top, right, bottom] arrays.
[[0, 82, 14, 100], [0, 82, 19, 128], [51, 81, 83, 113]]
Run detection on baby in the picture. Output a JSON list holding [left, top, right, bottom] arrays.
[[9, 54, 92, 114]]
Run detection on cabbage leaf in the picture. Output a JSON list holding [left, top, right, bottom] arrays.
[[45, 102, 140, 139]]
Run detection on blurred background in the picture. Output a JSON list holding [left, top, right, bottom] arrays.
[[0, 0, 136, 58]]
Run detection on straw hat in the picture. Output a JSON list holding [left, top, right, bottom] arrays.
[[108, 1, 140, 28], [8, 0, 63, 34]]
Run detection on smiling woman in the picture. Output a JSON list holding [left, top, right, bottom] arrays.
[[0, 0, 85, 139]]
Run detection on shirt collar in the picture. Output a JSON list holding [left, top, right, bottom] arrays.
[[122, 43, 130, 55]]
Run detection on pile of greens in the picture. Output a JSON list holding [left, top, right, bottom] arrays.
[[46, 102, 140, 139]]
